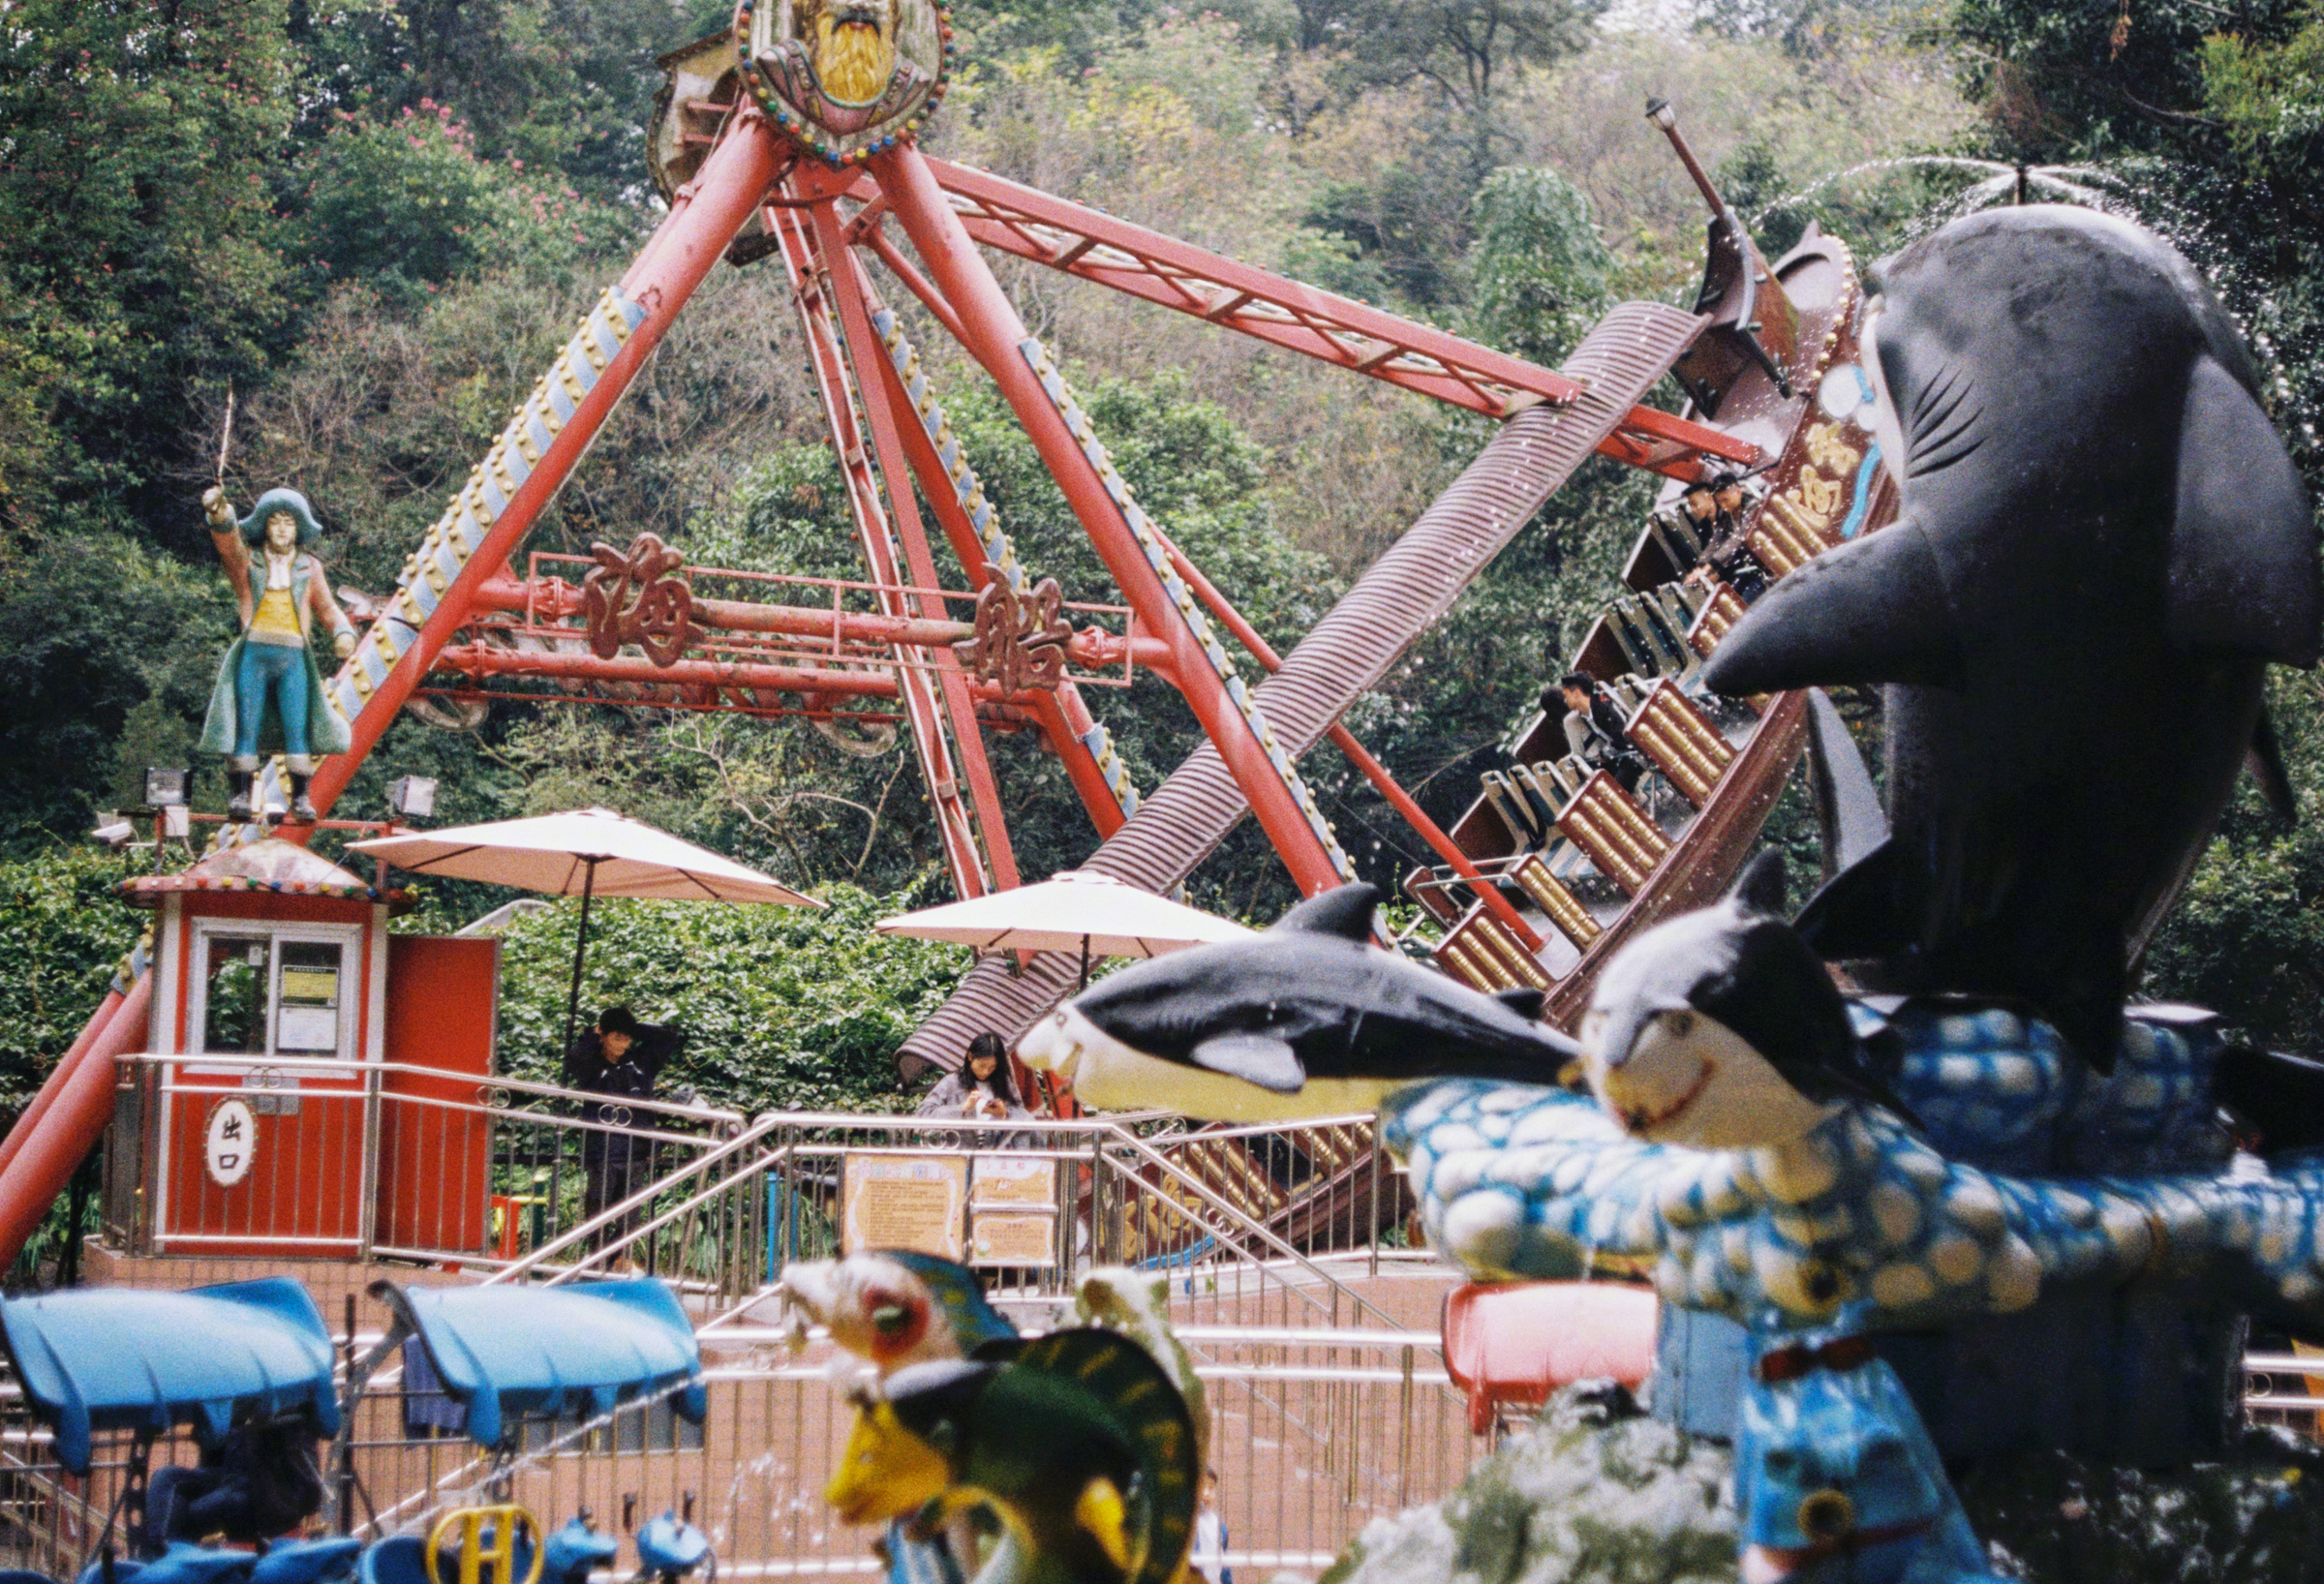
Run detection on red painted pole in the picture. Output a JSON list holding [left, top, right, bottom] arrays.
[[852, 301, 1138, 837], [0, 982, 127, 1185], [0, 976, 149, 1262], [310, 112, 787, 816], [808, 196, 1023, 892], [870, 143, 1345, 896]]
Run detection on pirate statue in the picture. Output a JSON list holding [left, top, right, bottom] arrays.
[[199, 485, 356, 823]]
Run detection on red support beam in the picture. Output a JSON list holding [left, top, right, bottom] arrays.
[[911, 156, 1761, 475], [435, 642, 1055, 708], [466, 576, 1163, 672], [807, 191, 1026, 891], [871, 142, 1348, 896], [310, 113, 788, 816], [831, 238, 1143, 838]]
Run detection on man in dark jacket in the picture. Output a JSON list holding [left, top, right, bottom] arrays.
[[564, 1006, 685, 1249], [1552, 673, 1647, 794]]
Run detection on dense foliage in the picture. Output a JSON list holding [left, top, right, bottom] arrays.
[[0, 0, 2317, 1118], [477, 883, 972, 1113]]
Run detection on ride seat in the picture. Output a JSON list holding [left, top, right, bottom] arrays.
[[1442, 1281, 1657, 1435]]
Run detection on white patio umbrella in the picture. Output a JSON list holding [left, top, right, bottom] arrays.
[[875, 868, 1252, 987], [350, 807, 818, 1058]]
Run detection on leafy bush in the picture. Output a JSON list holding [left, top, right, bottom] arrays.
[[0, 850, 145, 1120], [469, 880, 971, 1113]]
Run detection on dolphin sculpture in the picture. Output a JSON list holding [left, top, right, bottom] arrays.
[[1016, 884, 1579, 1121], [1701, 204, 2320, 1068]]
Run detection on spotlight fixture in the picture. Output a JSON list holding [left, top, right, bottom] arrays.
[[142, 767, 191, 808]]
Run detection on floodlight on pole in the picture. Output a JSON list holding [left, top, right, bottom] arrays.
[[388, 777, 439, 820], [142, 768, 191, 809]]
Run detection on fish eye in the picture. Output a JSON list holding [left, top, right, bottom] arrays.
[[1661, 1009, 1697, 1039]]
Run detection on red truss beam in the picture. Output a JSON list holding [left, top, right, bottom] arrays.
[[465, 576, 1166, 675], [844, 158, 1761, 477], [433, 642, 1057, 709]]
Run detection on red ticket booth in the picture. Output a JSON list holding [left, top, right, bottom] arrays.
[[125, 838, 498, 1260]]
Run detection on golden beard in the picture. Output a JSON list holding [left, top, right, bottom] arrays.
[[813, 14, 896, 106]]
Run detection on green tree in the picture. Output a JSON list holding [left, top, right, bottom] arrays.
[[0, 850, 144, 1122], [1467, 166, 1615, 366], [0, 0, 300, 546]]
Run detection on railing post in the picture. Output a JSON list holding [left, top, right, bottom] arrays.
[[1367, 1116, 1383, 1279], [355, 1061, 383, 1263]]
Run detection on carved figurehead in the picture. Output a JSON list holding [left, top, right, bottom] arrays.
[[739, 0, 951, 164]]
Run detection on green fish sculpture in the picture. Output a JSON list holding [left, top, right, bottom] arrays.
[[826, 1328, 1200, 1584]]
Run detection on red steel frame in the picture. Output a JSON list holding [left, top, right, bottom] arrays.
[[12, 77, 1773, 1261]]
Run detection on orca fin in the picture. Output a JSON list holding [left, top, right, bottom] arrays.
[[1269, 883, 1379, 942], [1792, 838, 1918, 960], [1805, 687, 1887, 872], [1727, 849, 1788, 917], [1700, 518, 1966, 697], [1493, 988, 1546, 1020], [1188, 1033, 1307, 1093], [2169, 354, 2321, 667], [2248, 704, 2299, 824]]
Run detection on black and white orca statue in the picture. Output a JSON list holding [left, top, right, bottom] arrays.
[[1579, 851, 1914, 1148], [1015, 884, 1579, 1123], [1702, 205, 2321, 1071]]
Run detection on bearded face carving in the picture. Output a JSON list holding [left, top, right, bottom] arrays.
[[813, 0, 898, 106], [740, 0, 950, 163]]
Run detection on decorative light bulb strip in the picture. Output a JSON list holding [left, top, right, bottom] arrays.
[[232, 289, 646, 834], [872, 309, 1140, 821], [1387, 1009, 2324, 1332], [1018, 338, 1357, 882]]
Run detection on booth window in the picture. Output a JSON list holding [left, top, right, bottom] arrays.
[[195, 928, 356, 1061]]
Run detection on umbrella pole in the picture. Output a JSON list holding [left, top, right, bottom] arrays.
[[1078, 935, 1091, 990], [560, 858, 600, 1068]]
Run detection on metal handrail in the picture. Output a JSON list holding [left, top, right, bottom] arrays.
[[1101, 1127, 1413, 1334], [117, 1051, 747, 1132], [482, 1111, 786, 1286]]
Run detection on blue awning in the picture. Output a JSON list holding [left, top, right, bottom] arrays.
[[0, 1279, 339, 1475], [372, 1279, 704, 1448]]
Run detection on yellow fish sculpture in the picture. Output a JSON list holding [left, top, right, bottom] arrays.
[[827, 1328, 1199, 1584]]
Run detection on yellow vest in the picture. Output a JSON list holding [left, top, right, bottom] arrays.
[[249, 584, 303, 646]]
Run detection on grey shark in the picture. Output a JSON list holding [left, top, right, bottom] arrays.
[[1016, 884, 1579, 1122], [1702, 205, 2320, 1069]]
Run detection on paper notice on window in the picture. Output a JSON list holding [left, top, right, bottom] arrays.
[[276, 1005, 339, 1051], [280, 967, 338, 1005], [841, 1153, 966, 1260]]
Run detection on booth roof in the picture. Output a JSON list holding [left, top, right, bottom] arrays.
[[119, 836, 411, 908]]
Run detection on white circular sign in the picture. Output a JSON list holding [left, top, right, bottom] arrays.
[[204, 1098, 258, 1188], [1818, 364, 1873, 422]]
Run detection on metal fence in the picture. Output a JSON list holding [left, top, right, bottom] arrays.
[[104, 1054, 747, 1265]]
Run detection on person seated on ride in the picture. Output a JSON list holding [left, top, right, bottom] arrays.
[[1678, 472, 1770, 602], [138, 1415, 324, 1557], [1549, 674, 1647, 795]]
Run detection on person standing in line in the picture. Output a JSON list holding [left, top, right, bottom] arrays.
[[565, 1006, 684, 1252]]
